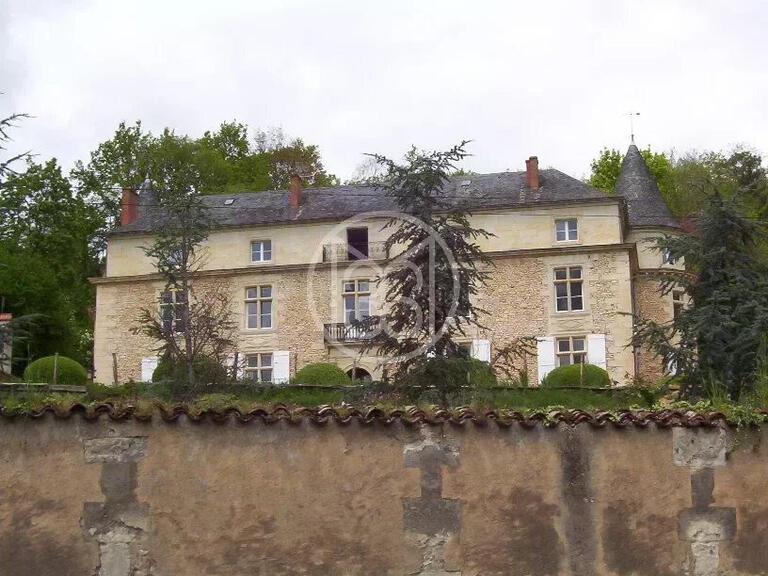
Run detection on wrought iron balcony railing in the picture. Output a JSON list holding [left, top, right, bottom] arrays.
[[322, 241, 387, 263], [323, 322, 377, 344]]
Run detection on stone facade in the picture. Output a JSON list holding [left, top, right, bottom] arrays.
[[94, 245, 640, 384], [634, 274, 672, 383], [1, 416, 767, 575]]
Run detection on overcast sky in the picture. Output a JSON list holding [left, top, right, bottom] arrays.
[[2, 0, 767, 182]]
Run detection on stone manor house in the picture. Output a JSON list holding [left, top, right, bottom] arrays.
[[92, 143, 683, 385]]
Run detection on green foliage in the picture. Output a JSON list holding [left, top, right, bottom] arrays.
[[541, 364, 611, 388], [359, 142, 493, 380], [293, 362, 351, 386], [0, 159, 102, 368], [633, 194, 768, 399], [23, 355, 88, 385], [588, 148, 623, 192], [588, 144, 768, 221], [152, 355, 227, 385], [589, 146, 675, 200], [400, 356, 498, 405]]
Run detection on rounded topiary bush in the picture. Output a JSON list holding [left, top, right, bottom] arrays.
[[405, 356, 498, 388], [24, 355, 88, 385], [541, 363, 610, 388], [293, 362, 351, 386], [152, 355, 227, 385]]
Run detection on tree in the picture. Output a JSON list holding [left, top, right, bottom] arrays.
[[588, 146, 675, 200], [0, 159, 101, 368], [631, 193, 768, 399], [359, 142, 493, 390], [0, 111, 31, 179], [137, 138, 216, 389], [587, 144, 768, 221]]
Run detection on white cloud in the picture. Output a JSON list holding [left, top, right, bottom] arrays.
[[2, 0, 767, 180]]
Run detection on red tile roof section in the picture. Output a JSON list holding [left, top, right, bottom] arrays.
[[0, 403, 736, 427]]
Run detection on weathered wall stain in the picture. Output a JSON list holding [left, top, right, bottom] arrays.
[[602, 500, 677, 576], [0, 489, 93, 576], [559, 426, 597, 576], [462, 487, 563, 576], [3, 418, 768, 574]]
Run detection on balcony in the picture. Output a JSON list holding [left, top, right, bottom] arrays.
[[322, 241, 387, 263], [324, 322, 377, 344]]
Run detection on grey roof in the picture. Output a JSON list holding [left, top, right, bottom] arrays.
[[614, 144, 679, 229], [113, 169, 616, 235]]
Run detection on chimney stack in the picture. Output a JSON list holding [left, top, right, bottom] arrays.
[[120, 188, 139, 225], [525, 156, 539, 190], [289, 174, 303, 208]]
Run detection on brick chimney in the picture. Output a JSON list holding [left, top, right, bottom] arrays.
[[120, 188, 139, 225], [525, 156, 539, 189], [289, 174, 303, 208]]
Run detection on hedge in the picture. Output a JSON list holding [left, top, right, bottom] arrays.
[[23, 355, 88, 385], [293, 363, 351, 386], [152, 355, 227, 385], [541, 363, 611, 388]]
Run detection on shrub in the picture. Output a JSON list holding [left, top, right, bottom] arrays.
[[152, 355, 227, 385], [541, 363, 610, 388], [400, 356, 498, 405], [23, 355, 88, 386], [293, 363, 351, 386]]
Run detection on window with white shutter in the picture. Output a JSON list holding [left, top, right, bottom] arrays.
[[471, 339, 491, 363], [586, 333, 607, 369], [536, 337, 556, 383]]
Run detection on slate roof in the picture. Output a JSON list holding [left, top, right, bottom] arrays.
[[614, 144, 680, 229], [112, 169, 616, 235]]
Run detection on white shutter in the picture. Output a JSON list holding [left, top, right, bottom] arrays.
[[471, 339, 491, 363], [226, 353, 244, 380], [587, 334, 607, 369], [536, 337, 556, 383], [273, 350, 290, 384], [140, 356, 159, 382]]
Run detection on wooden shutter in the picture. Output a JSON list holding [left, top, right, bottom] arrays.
[[587, 334, 607, 369], [273, 351, 291, 384], [536, 337, 556, 383], [471, 339, 491, 363], [140, 356, 159, 382]]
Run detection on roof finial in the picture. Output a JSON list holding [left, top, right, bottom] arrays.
[[626, 111, 640, 145]]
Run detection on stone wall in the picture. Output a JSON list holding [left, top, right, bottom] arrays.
[[634, 274, 672, 383], [2, 415, 768, 575], [94, 247, 637, 385]]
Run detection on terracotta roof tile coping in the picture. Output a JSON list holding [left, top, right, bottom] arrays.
[[0, 403, 740, 428]]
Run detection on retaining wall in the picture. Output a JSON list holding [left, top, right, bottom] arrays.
[[1, 411, 767, 575]]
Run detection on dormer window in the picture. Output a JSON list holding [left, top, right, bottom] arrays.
[[251, 240, 272, 263], [662, 249, 676, 266], [555, 218, 578, 242]]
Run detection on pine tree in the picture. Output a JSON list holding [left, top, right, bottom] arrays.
[[632, 193, 768, 399], [359, 142, 492, 388]]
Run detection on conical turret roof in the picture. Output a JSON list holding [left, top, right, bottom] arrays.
[[614, 144, 679, 229]]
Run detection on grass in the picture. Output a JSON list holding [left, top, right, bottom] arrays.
[[0, 378, 766, 425]]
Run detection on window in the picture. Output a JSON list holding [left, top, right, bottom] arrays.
[[555, 218, 578, 242], [244, 353, 273, 382], [160, 290, 186, 333], [245, 286, 273, 329], [250, 240, 272, 263], [556, 336, 586, 367], [343, 280, 371, 324], [346, 228, 369, 260], [554, 267, 584, 312], [662, 249, 676, 266], [673, 289, 685, 319]]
